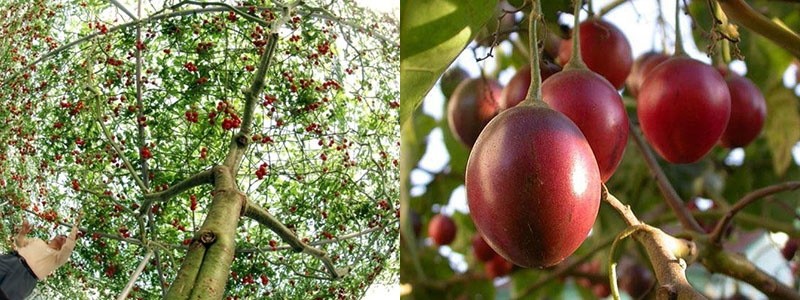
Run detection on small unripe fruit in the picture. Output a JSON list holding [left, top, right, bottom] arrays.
[[427, 214, 457, 246]]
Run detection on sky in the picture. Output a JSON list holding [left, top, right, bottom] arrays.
[[409, 0, 799, 298]]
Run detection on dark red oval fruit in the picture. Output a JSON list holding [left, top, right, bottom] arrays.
[[466, 105, 601, 268], [447, 78, 502, 147], [618, 264, 654, 299], [427, 214, 457, 245], [637, 57, 731, 163], [542, 68, 629, 182], [484, 255, 514, 279], [558, 19, 632, 89], [472, 234, 497, 262], [719, 73, 766, 148], [499, 61, 562, 110], [783, 238, 798, 260], [626, 52, 669, 98]]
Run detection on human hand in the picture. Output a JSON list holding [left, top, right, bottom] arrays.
[[19, 220, 32, 235]]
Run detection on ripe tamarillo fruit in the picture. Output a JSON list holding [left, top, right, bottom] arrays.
[[466, 105, 601, 268], [499, 61, 562, 110], [447, 78, 503, 147], [472, 234, 498, 262], [719, 72, 766, 148], [484, 255, 514, 279], [542, 68, 629, 182], [427, 214, 457, 245], [637, 57, 731, 163], [626, 52, 669, 98], [558, 19, 632, 89]]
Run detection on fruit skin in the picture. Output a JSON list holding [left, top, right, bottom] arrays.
[[719, 73, 766, 148], [626, 52, 669, 98], [783, 238, 798, 261], [466, 105, 601, 268], [484, 255, 514, 279], [558, 19, 633, 89], [542, 68, 629, 182], [427, 214, 457, 245], [499, 61, 562, 110], [637, 57, 731, 163], [472, 234, 498, 262], [447, 78, 503, 147]]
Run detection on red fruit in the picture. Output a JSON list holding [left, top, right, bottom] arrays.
[[719, 73, 766, 148], [618, 264, 654, 299], [472, 235, 497, 262], [484, 255, 514, 278], [626, 52, 669, 98], [447, 78, 502, 147], [637, 57, 731, 163], [783, 238, 798, 261], [499, 61, 562, 110], [542, 68, 629, 181], [467, 105, 601, 268], [558, 19, 632, 89], [427, 214, 457, 246]]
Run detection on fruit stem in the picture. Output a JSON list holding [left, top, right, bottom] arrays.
[[674, 0, 687, 56], [564, 0, 588, 70], [523, 0, 545, 105]]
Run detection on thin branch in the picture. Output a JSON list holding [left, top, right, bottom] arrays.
[[598, 0, 630, 17], [630, 120, 705, 232], [702, 248, 800, 299], [602, 185, 641, 226], [709, 181, 800, 244], [717, 0, 800, 59], [242, 199, 347, 279], [141, 168, 214, 210], [236, 224, 387, 253], [109, 0, 138, 21], [116, 250, 153, 300]]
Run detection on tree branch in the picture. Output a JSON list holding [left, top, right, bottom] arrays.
[[717, 0, 800, 59], [116, 250, 153, 300], [630, 120, 705, 232], [701, 247, 800, 299], [236, 224, 387, 253], [710, 181, 800, 244], [242, 199, 347, 280], [140, 168, 215, 213], [109, 0, 137, 21]]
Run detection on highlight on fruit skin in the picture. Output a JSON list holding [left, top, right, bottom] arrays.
[[542, 67, 629, 182], [447, 77, 503, 148], [466, 105, 601, 268], [637, 57, 731, 163]]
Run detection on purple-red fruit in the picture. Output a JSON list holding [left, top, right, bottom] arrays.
[[783, 238, 798, 261], [637, 57, 731, 163], [626, 52, 669, 98], [542, 68, 629, 182], [447, 78, 502, 147], [719, 73, 766, 148], [428, 214, 457, 246], [466, 105, 601, 268], [485, 255, 514, 279], [618, 264, 654, 298], [499, 62, 562, 110], [558, 19, 633, 89], [472, 234, 498, 262]]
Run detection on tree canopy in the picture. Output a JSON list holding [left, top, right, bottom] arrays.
[[0, 0, 399, 299]]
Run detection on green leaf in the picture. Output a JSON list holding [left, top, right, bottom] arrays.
[[449, 210, 477, 255], [764, 86, 800, 176], [400, 0, 497, 128]]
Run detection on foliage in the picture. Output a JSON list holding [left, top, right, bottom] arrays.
[[0, 0, 399, 299]]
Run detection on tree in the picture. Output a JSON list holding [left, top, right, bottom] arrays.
[[400, 0, 800, 299], [0, 0, 399, 299]]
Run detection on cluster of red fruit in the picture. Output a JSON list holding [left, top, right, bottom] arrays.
[[438, 5, 768, 274]]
